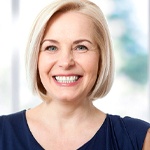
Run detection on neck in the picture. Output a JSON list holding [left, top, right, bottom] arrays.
[[36, 98, 97, 128]]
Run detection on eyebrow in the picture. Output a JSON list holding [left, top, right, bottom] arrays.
[[41, 39, 93, 45], [73, 39, 93, 45], [40, 39, 58, 45]]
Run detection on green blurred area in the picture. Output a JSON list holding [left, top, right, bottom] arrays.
[[109, 0, 148, 85]]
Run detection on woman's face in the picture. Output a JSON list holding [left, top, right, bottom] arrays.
[[38, 11, 99, 102]]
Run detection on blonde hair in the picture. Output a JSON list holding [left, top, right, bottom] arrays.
[[26, 0, 114, 101]]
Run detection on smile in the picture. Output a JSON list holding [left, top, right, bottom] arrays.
[[54, 76, 80, 83]]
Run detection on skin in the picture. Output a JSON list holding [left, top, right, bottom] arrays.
[[142, 129, 150, 150], [39, 12, 99, 104], [26, 11, 106, 150]]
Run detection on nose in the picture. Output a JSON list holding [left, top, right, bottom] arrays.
[[58, 50, 75, 69]]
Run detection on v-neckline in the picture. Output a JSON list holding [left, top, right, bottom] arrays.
[[23, 110, 108, 150], [77, 115, 108, 149]]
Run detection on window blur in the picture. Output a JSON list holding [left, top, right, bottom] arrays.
[[0, 0, 149, 122]]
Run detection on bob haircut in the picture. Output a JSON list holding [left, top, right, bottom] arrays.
[[26, 0, 114, 101]]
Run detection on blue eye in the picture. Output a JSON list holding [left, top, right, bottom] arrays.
[[45, 46, 57, 52], [75, 45, 88, 52]]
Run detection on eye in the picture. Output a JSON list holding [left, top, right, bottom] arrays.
[[74, 45, 88, 52], [45, 45, 58, 52]]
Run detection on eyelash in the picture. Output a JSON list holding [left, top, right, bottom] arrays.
[[45, 45, 57, 51], [44, 45, 89, 52], [74, 45, 88, 52]]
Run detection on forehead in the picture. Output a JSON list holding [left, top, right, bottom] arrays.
[[43, 11, 95, 40]]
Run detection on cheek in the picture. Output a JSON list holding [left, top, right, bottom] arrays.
[[38, 53, 55, 74], [82, 53, 99, 75], [38, 55, 46, 75]]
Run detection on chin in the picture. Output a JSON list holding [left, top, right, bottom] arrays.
[[54, 94, 82, 103]]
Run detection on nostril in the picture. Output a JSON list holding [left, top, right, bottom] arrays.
[[58, 57, 75, 69]]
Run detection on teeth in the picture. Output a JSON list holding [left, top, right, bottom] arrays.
[[55, 76, 79, 83]]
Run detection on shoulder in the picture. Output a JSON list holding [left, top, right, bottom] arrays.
[[108, 114, 150, 133], [108, 114, 150, 149], [122, 116, 150, 147], [0, 110, 26, 132], [122, 116, 150, 129], [0, 110, 35, 149], [0, 110, 26, 122]]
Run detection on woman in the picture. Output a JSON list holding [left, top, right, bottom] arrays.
[[0, 0, 150, 149]]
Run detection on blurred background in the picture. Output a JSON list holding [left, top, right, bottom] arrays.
[[0, 0, 149, 122]]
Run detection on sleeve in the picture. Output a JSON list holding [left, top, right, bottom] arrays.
[[123, 116, 150, 150], [0, 116, 4, 149], [0, 116, 3, 135]]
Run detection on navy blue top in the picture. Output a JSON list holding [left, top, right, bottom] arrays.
[[0, 110, 149, 150]]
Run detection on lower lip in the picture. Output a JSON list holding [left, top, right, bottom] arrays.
[[53, 77, 82, 87]]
